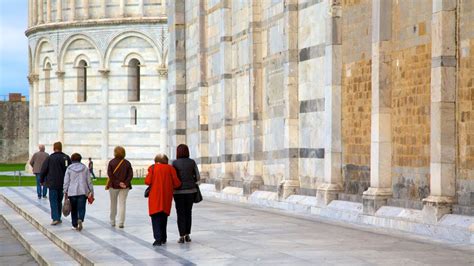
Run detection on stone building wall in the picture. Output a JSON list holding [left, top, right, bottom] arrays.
[[0, 102, 29, 163], [168, 0, 474, 216]]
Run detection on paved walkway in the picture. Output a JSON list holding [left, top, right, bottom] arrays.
[[1, 186, 473, 265], [0, 219, 37, 266]]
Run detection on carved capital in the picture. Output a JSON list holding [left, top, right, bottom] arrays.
[[27, 74, 39, 85], [99, 69, 110, 77], [55, 71, 65, 78], [157, 67, 168, 78]]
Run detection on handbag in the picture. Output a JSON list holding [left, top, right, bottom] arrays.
[[194, 184, 203, 203], [106, 159, 124, 190], [144, 164, 155, 198], [62, 197, 71, 217]]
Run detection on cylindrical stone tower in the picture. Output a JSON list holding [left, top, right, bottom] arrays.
[[26, 0, 169, 175]]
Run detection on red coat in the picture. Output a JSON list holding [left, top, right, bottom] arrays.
[[145, 164, 181, 216]]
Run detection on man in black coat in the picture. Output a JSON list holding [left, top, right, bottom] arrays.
[[40, 141, 71, 225]]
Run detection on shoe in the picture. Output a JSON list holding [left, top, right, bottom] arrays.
[[71, 226, 78, 230], [38, 197, 42, 199], [43, 196, 47, 199], [118, 224, 124, 228], [77, 220, 83, 231], [58, 220, 62, 224], [185, 235, 191, 242], [161, 240, 167, 245], [152, 240, 162, 246], [51, 221, 60, 225], [177, 237, 185, 244]]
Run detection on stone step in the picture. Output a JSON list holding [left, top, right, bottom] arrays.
[[0, 200, 79, 266]]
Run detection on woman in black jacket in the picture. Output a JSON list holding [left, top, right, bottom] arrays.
[[172, 144, 200, 243]]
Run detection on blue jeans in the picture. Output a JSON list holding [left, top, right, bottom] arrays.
[[69, 195, 87, 228], [35, 174, 47, 198], [49, 189, 63, 222]]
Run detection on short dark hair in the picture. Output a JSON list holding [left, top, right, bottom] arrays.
[[89, 157, 92, 160], [154, 154, 169, 164], [53, 141, 62, 152], [176, 144, 190, 159], [71, 153, 82, 162]]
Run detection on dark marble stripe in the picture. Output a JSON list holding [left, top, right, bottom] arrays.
[[300, 98, 325, 113]]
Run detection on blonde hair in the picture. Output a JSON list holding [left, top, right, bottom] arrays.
[[154, 154, 169, 164], [114, 146, 126, 159]]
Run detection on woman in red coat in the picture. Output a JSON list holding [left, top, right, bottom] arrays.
[[145, 154, 181, 246]]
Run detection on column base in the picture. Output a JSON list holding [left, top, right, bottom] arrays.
[[422, 196, 455, 224], [243, 175, 263, 195], [215, 173, 233, 192], [278, 180, 300, 199], [316, 183, 342, 206], [362, 187, 392, 215]]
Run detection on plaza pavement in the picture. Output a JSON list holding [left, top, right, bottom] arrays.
[[0, 186, 473, 265]]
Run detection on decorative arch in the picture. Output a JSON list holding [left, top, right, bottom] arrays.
[[123, 52, 145, 67], [33, 38, 56, 73], [59, 34, 102, 70], [73, 54, 92, 68], [42, 57, 53, 70], [104, 31, 160, 69]]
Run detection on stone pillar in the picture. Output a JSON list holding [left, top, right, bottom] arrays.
[[101, 0, 107, 18], [158, 67, 168, 153], [56, 0, 62, 22], [27, 74, 37, 156], [138, 0, 144, 17], [46, 0, 51, 22], [362, 0, 393, 215], [119, 0, 125, 17], [28, 0, 32, 27], [99, 69, 110, 164], [167, 0, 187, 159], [215, 0, 234, 191], [38, 0, 44, 24], [31, 74, 40, 149], [160, 0, 166, 15], [244, 0, 264, 195], [70, 0, 75, 21], [32, 0, 37, 26], [56, 71, 65, 143], [84, 0, 90, 19], [316, 0, 343, 205], [278, 0, 300, 199], [422, 0, 458, 223]]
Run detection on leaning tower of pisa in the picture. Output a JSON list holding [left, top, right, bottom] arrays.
[[26, 0, 169, 174]]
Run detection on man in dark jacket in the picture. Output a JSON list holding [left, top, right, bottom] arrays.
[[40, 141, 71, 225]]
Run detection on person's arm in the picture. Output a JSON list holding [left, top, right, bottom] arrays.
[[193, 161, 201, 182], [171, 167, 181, 189], [29, 154, 35, 168], [124, 162, 133, 186], [63, 168, 70, 195], [86, 168, 94, 196], [39, 156, 50, 183], [145, 165, 153, 186]]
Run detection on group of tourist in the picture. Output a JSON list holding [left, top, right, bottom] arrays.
[[29, 142, 201, 246]]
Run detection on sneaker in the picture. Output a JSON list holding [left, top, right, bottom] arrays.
[[71, 226, 78, 230], [118, 224, 124, 228], [43, 196, 47, 199], [185, 235, 191, 242], [77, 220, 83, 231], [177, 237, 185, 244], [38, 196, 42, 199], [51, 221, 60, 225], [152, 240, 162, 246]]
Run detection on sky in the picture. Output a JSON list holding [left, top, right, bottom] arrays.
[[0, 0, 29, 99]]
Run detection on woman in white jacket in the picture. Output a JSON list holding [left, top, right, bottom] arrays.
[[63, 153, 94, 231]]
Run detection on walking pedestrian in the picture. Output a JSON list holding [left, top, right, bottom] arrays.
[[88, 158, 96, 179], [145, 154, 181, 246], [29, 144, 49, 199], [40, 142, 71, 225], [172, 144, 200, 243], [63, 153, 94, 231], [106, 146, 133, 228]]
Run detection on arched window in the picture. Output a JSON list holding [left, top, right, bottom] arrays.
[[77, 60, 87, 102], [44, 62, 51, 105], [130, 106, 137, 125], [128, 59, 140, 101]]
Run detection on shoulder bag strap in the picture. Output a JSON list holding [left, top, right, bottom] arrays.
[[113, 159, 124, 175]]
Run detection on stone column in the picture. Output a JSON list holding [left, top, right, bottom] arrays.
[[99, 69, 110, 164], [28, 0, 32, 27], [362, 0, 393, 214], [56, 0, 62, 22], [422, 0, 458, 223], [32, 0, 37, 26], [31, 74, 40, 149], [84, 0, 90, 19], [244, 0, 264, 195], [138, 0, 144, 17], [70, 0, 75, 21], [215, 0, 234, 191], [119, 0, 125, 17], [56, 71, 65, 143], [158, 67, 168, 153], [46, 0, 51, 22], [316, 0, 343, 205], [167, 0, 187, 159], [27, 74, 37, 156], [101, 0, 107, 18], [278, 0, 300, 199], [38, 0, 44, 24], [160, 0, 166, 15]]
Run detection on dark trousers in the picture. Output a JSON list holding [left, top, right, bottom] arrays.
[[150, 212, 168, 242], [49, 189, 63, 221], [89, 169, 96, 179], [35, 174, 47, 198], [173, 193, 194, 236], [69, 195, 87, 227]]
